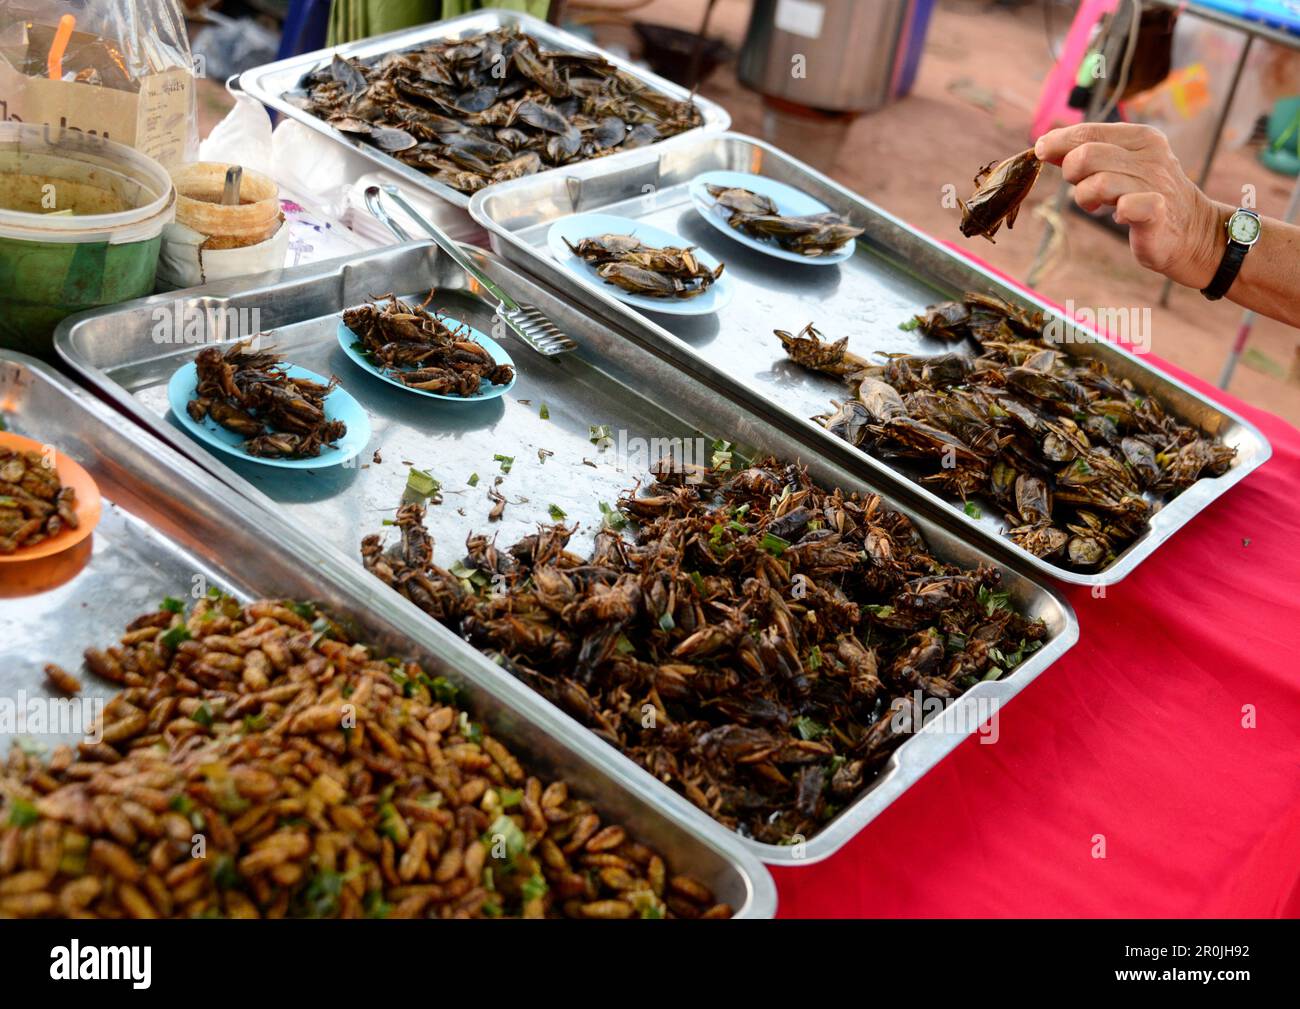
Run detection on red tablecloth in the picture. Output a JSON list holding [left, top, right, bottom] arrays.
[[772, 333, 1300, 916]]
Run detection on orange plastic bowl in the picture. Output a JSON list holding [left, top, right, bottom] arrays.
[[0, 431, 102, 562]]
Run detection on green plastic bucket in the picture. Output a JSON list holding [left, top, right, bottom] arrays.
[[0, 123, 175, 358]]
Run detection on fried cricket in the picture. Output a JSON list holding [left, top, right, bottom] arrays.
[[343, 293, 514, 395], [362, 458, 1046, 844]]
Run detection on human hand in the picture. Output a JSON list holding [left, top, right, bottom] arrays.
[[1035, 122, 1225, 289]]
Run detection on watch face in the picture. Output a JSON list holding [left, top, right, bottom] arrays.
[[1229, 211, 1261, 245]]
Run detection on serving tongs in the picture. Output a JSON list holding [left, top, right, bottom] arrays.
[[363, 184, 576, 356]]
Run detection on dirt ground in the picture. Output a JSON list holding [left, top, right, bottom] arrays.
[[197, 0, 1300, 425]]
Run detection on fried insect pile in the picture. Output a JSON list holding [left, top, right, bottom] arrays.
[[958, 148, 1043, 242], [565, 233, 724, 299], [343, 294, 514, 395], [0, 596, 729, 919], [361, 458, 1046, 845], [0, 448, 77, 553], [187, 342, 346, 459], [778, 293, 1237, 569], [288, 26, 702, 195], [704, 184, 864, 257]]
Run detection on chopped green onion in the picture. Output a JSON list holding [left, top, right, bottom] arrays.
[[493, 453, 515, 474], [598, 501, 627, 530], [485, 814, 527, 861], [406, 467, 441, 498], [794, 716, 828, 740], [539, 402, 550, 420], [457, 711, 483, 744], [159, 626, 191, 651], [760, 531, 790, 556], [364, 891, 392, 919], [211, 855, 239, 891], [467, 472, 480, 486], [420, 675, 459, 703], [521, 873, 549, 902], [548, 504, 567, 521], [160, 596, 185, 613], [964, 501, 982, 519], [978, 586, 1012, 615]]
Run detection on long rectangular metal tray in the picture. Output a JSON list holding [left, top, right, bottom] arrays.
[[236, 8, 729, 224], [55, 242, 1077, 864], [469, 130, 1272, 586], [0, 349, 774, 915]]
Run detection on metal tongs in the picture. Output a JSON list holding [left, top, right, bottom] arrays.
[[363, 184, 576, 356]]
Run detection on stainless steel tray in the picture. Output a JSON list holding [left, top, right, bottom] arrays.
[[236, 8, 730, 226], [469, 130, 1273, 586], [55, 242, 1078, 864], [0, 349, 774, 915]]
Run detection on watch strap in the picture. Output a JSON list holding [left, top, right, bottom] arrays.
[[1201, 238, 1248, 301]]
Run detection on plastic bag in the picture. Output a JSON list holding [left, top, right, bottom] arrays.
[[0, 0, 197, 164], [1125, 16, 1300, 165]]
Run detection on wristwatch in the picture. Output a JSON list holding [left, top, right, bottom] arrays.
[[1201, 208, 1261, 301]]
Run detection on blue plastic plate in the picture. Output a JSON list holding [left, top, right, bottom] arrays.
[[167, 359, 370, 469], [546, 211, 734, 316], [688, 169, 857, 265], [337, 318, 516, 401]]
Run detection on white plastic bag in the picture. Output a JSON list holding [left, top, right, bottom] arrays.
[[1125, 16, 1300, 166]]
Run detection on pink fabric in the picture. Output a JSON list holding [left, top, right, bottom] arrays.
[[775, 359, 1300, 916]]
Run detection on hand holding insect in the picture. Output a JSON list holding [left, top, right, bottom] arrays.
[[1035, 122, 1223, 290]]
